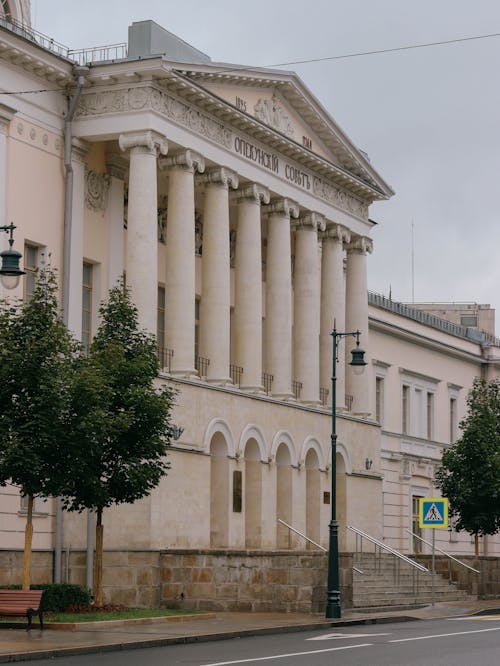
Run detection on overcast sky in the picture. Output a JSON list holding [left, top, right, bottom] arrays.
[[31, 0, 500, 329]]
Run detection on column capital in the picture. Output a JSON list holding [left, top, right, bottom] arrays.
[[105, 153, 128, 180], [196, 166, 238, 190], [264, 198, 299, 219], [292, 211, 325, 232], [346, 235, 373, 255], [320, 223, 351, 244], [232, 182, 270, 205], [119, 130, 168, 157], [71, 137, 90, 164], [159, 149, 205, 174]]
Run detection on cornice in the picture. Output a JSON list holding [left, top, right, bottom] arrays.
[[0, 23, 73, 85], [369, 315, 486, 365]]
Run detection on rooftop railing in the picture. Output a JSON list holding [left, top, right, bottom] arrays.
[[369, 291, 500, 347]]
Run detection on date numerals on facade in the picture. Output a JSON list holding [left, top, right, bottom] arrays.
[[302, 135, 312, 150], [235, 96, 247, 112]]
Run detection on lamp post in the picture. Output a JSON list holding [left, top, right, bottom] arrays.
[[326, 326, 366, 619], [0, 223, 24, 289]]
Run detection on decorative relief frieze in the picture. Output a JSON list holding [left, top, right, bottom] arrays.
[[85, 169, 110, 211], [76, 86, 369, 220], [313, 176, 368, 219], [254, 94, 294, 138], [77, 87, 233, 150]]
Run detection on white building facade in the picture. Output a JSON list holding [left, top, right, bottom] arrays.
[[1, 3, 499, 583]]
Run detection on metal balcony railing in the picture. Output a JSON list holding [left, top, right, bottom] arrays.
[[320, 387, 329, 407], [229, 364, 243, 387], [345, 394, 353, 411], [262, 372, 274, 395], [68, 43, 128, 65], [195, 355, 210, 378], [292, 380, 303, 400], [157, 347, 174, 373]]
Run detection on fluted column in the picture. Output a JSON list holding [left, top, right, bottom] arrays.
[[320, 224, 351, 408], [119, 131, 168, 334], [196, 167, 238, 384], [105, 154, 127, 289], [233, 183, 270, 390], [264, 198, 299, 399], [293, 212, 325, 404], [158, 150, 205, 376], [345, 235, 373, 416]]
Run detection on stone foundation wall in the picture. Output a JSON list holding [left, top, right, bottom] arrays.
[[160, 550, 353, 613], [416, 554, 500, 598], [0, 549, 354, 612]]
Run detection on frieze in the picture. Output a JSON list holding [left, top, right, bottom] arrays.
[[76, 86, 369, 220], [313, 177, 369, 219]]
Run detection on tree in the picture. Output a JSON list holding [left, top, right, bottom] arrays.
[[60, 281, 176, 606], [435, 377, 500, 556], [0, 267, 79, 589]]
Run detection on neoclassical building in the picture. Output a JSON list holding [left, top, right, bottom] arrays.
[[1, 3, 499, 600]]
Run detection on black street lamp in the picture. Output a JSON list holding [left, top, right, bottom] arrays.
[[0, 223, 24, 290], [326, 327, 366, 619]]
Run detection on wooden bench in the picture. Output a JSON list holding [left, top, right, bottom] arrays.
[[0, 590, 44, 630]]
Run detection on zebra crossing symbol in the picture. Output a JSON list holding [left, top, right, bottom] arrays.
[[419, 497, 448, 528]]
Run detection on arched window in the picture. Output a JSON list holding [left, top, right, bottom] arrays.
[[0, 0, 12, 19]]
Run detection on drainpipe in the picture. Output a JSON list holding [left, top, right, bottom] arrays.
[[55, 65, 89, 584]]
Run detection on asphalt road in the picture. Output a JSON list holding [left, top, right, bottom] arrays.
[[24, 615, 500, 665]]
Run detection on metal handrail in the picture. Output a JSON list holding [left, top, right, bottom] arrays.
[[405, 529, 479, 574], [348, 525, 428, 573], [277, 519, 326, 551]]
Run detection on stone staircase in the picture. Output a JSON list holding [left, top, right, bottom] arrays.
[[352, 553, 473, 608]]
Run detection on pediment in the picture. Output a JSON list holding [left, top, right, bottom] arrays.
[[181, 67, 393, 199]]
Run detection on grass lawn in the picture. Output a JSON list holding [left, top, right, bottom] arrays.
[[1, 608, 199, 623]]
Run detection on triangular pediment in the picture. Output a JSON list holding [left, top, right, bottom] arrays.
[[176, 65, 393, 199]]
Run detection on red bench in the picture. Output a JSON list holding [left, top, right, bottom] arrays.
[[0, 590, 44, 630]]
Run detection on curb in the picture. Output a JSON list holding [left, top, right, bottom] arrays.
[[0, 615, 418, 663]]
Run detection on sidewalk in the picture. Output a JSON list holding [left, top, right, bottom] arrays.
[[1, 599, 499, 663]]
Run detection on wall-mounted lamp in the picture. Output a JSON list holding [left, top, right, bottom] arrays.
[[0, 223, 24, 289]]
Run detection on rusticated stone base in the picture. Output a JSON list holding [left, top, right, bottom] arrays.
[[0, 549, 354, 613]]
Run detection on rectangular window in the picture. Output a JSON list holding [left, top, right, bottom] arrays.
[[426, 392, 434, 440], [82, 262, 93, 353], [24, 244, 38, 302], [375, 376, 384, 424], [157, 285, 165, 350], [232, 470, 242, 513], [402, 385, 410, 435], [450, 398, 457, 443]]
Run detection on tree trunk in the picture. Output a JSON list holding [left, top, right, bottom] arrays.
[[21, 495, 33, 590], [474, 533, 479, 557], [93, 508, 104, 607]]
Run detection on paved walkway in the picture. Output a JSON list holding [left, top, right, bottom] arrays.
[[0, 599, 499, 663]]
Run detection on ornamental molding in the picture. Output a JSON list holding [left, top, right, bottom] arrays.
[[196, 166, 238, 190], [118, 130, 168, 156], [77, 86, 233, 151], [231, 183, 270, 206], [159, 149, 205, 174], [313, 176, 368, 219], [254, 94, 294, 138], [293, 211, 326, 232], [347, 236, 373, 255], [76, 85, 369, 220], [85, 169, 110, 211], [264, 198, 299, 219], [320, 223, 351, 244]]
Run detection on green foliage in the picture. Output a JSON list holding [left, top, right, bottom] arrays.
[[59, 279, 175, 517], [0, 584, 90, 612], [0, 267, 80, 498], [435, 377, 500, 537]]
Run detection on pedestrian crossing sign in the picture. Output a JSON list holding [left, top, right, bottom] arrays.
[[419, 497, 448, 529]]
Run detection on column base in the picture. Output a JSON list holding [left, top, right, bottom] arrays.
[[302, 399, 321, 407], [169, 368, 198, 379], [240, 384, 265, 394], [207, 376, 233, 386], [272, 392, 295, 401]]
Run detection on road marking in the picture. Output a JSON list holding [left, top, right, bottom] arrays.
[[390, 627, 500, 643], [307, 632, 390, 640], [450, 615, 500, 621], [198, 643, 373, 665]]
